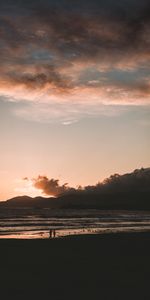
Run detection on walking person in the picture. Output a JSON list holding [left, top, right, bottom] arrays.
[[53, 229, 56, 238], [49, 229, 52, 238]]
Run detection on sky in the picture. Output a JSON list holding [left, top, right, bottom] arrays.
[[0, 0, 150, 200]]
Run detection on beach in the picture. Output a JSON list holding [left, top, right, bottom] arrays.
[[0, 232, 150, 299]]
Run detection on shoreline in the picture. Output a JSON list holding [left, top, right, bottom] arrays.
[[0, 229, 149, 240], [1, 226, 150, 240]]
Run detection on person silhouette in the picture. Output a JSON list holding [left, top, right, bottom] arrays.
[[53, 229, 56, 238], [49, 229, 52, 238]]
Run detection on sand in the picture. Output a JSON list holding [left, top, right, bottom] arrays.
[[0, 232, 150, 299]]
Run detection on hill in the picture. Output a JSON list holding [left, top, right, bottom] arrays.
[[0, 168, 150, 210]]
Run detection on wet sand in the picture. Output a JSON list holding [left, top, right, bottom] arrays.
[[0, 232, 150, 299]]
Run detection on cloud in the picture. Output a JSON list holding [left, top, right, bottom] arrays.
[[32, 168, 150, 197], [32, 176, 73, 196], [0, 0, 150, 122], [85, 168, 150, 193]]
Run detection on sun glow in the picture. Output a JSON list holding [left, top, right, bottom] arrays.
[[14, 179, 44, 198]]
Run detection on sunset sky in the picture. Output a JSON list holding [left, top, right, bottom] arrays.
[[0, 0, 150, 200]]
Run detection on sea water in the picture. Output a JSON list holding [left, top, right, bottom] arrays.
[[0, 209, 150, 239]]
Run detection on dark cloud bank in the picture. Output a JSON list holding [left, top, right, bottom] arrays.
[[2, 168, 150, 210], [32, 168, 150, 197], [0, 0, 150, 100]]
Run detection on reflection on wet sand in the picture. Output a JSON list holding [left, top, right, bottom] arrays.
[[1, 226, 150, 239]]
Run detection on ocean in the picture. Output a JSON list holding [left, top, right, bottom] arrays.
[[0, 209, 150, 239]]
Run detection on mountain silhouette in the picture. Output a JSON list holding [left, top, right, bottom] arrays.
[[0, 168, 150, 210]]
